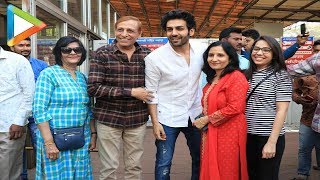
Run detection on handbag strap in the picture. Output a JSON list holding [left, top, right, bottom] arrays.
[[246, 71, 274, 103]]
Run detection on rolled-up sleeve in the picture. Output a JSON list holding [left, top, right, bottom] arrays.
[[145, 56, 160, 104], [33, 70, 54, 124]]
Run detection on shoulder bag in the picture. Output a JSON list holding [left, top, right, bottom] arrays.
[[52, 125, 85, 151]]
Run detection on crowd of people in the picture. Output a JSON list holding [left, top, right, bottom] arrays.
[[0, 8, 320, 180]]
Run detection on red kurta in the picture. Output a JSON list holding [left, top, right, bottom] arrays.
[[200, 70, 249, 180]]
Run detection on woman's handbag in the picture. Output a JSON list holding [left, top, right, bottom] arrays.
[[52, 125, 85, 151], [311, 119, 320, 133]]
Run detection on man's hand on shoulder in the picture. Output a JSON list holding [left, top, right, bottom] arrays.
[[9, 124, 24, 140], [131, 87, 154, 103]]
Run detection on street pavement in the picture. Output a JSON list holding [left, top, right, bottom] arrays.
[[28, 128, 320, 179]]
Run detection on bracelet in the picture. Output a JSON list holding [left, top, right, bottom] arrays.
[[91, 132, 97, 135], [44, 141, 54, 147]]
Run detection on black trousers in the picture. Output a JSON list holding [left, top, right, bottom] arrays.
[[246, 134, 285, 180]]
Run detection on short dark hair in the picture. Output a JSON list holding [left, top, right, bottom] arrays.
[[202, 41, 240, 84], [242, 29, 260, 40], [161, 9, 196, 31], [12, 37, 31, 46], [52, 36, 87, 66], [245, 35, 286, 80], [219, 27, 242, 40], [24, 37, 31, 41], [314, 39, 320, 47]]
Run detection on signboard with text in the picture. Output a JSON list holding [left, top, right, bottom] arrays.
[[282, 37, 314, 65], [108, 37, 168, 51]]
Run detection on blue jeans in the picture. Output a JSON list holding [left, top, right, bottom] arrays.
[[21, 118, 38, 179], [297, 123, 320, 176], [155, 119, 201, 180]]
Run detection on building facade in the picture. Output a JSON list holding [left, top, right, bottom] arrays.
[[0, 0, 118, 74]]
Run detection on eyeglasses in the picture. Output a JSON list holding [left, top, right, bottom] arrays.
[[252, 47, 272, 54], [61, 47, 82, 54]]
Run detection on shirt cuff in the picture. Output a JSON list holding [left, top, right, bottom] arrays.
[[13, 118, 27, 126], [123, 88, 132, 96], [147, 92, 158, 104]]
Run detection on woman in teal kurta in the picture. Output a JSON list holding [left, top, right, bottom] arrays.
[[33, 36, 96, 180]]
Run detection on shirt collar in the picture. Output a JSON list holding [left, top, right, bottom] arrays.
[[29, 57, 35, 64], [0, 47, 8, 60], [110, 39, 142, 53]]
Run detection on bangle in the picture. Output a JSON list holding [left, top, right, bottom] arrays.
[[91, 132, 97, 135], [44, 140, 54, 147]]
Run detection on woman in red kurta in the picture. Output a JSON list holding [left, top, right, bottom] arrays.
[[193, 41, 249, 180]]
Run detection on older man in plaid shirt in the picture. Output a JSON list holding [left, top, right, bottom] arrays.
[[88, 16, 153, 180]]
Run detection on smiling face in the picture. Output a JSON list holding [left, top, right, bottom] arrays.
[[115, 19, 141, 49], [207, 45, 230, 75], [61, 42, 82, 67], [10, 40, 31, 58], [251, 40, 273, 70], [166, 19, 194, 48]]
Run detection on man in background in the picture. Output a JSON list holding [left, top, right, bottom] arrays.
[[10, 37, 48, 180], [242, 29, 260, 53], [291, 39, 320, 180], [219, 27, 250, 70]]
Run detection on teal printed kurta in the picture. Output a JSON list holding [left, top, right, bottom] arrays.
[[33, 65, 92, 180]]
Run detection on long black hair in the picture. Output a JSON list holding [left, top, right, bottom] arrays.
[[245, 35, 286, 80], [52, 36, 87, 66], [202, 41, 240, 84]]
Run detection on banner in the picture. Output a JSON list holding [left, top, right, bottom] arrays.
[[108, 37, 168, 51], [282, 37, 314, 65]]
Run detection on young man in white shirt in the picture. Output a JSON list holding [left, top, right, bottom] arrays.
[[145, 9, 204, 180], [0, 46, 35, 180], [10, 37, 48, 180]]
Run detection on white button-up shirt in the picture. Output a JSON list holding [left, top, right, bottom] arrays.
[[145, 42, 205, 127], [0, 47, 35, 132]]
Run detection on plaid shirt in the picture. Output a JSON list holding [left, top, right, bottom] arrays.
[[88, 41, 151, 128], [287, 53, 320, 132]]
